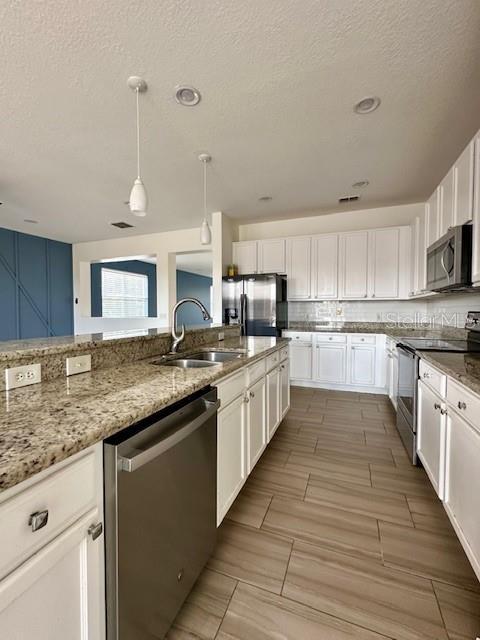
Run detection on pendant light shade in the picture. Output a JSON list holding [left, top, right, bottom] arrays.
[[199, 153, 212, 245], [127, 76, 148, 217]]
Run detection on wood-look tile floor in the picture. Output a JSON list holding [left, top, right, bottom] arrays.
[[168, 387, 480, 640]]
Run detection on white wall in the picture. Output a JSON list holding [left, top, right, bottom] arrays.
[[238, 202, 423, 240], [73, 217, 225, 334]]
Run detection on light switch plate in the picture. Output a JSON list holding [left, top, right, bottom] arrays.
[[66, 354, 91, 376], [5, 363, 41, 390]]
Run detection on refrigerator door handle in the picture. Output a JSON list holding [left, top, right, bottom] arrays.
[[240, 293, 247, 336]]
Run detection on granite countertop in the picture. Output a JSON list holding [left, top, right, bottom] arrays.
[[419, 351, 480, 397], [0, 336, 288, 493]]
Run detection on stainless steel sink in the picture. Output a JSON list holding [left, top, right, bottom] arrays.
[[188, 351, 244, 363], [160, 359, 217, 369]]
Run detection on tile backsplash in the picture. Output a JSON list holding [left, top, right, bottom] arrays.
[[289, 293, 480, 328]]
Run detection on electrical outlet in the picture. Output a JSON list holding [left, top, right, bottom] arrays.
[[66, 354, 91, 376], [5, 363, 41, 390], [218, 332, 225, 341]]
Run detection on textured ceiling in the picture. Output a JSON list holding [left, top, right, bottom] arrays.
[[1, 0, 480, 243]]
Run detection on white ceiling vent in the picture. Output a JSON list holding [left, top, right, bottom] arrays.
[[338, 195, 360, 203], [111, 221, 134, 229]]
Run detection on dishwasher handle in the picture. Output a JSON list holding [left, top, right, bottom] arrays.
[[118, 398, 220, 472]]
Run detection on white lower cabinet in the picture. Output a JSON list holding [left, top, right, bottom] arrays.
[[279, 360, 290, 418], [416, 380, 446, 498], [266, 367, 280, 440], [246, 376, 266, 472], [289, 343, 313, 380], [0, 445, 105, 640], [314, 344, 347, 384], [216, 394, 246, 524], [350, 345, 375, 386], [444, 408, 480, 580]]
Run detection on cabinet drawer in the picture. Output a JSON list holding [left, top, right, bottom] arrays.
[[0, 451, 97, 579], [351, 335, 376, 345], [279, 346, 289, 361], [216, 370, 245, 409], [246, 359, 266, 386], [419, 360, 446, 398], [316, 334, 347, 344], [447, 378, 480, 432], [283, 332, 312, 343], [265, 351, 280, 372]]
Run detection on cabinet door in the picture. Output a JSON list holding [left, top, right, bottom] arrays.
[[416, 381, 446, 498], [266, 367, 280, 440], [426, 189, 439, 247], [369, 228, 400, 298], [472, 132, 480, 284], [247, 376, 266, 473], [0, 508, 104, 640], [289, 344, 313, 380], [232, 242, 257, 275], [350, 345, 375, 386], [258, 239, 285, 274], [339, 232, 368, 298], [444, 410, 480, 580], [312, 234, 338, 299], [314, 345, 346, 384], [439, 169, 455, 237], [286, 237, 311, 299], [217, 395, 246, 523], [454, 139, 475, 226], [417, 212, 427, 293], [279, 361, 290, 418]]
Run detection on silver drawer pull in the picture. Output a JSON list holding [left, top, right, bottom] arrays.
[[250, 391, 255, 398], [88, 522, 103, 541], [440, 408, 448, 415], [243, 395, 250, 403], [29, 510, 49, 532], [328, 337, 333, 341], [434, 402, 441, 410], [457, 401, 467, 410], [423, 372, 431, 378]]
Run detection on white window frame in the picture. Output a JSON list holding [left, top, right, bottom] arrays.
[[101, 268, 149, 318]]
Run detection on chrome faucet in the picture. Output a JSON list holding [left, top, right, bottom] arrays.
[[170, 298, 212, 353]]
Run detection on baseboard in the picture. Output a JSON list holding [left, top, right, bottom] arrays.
[[290, 379, 388, 395]]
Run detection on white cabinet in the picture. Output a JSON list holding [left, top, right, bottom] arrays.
[[426, 188, 440, 247], [349, 344, 375, 386], [286, 236, 312, 299], [217, 394, 246, 523], [0, 508, 104, 640], [314, 343, 347, 384], [339, 231, 369, 298], [246, 376, 266, 472], [266, 367, 280, 440], [289, 342, 313, 380], [410, 213, 427, 295], [312, 234, 338, 299], [438, 169, 454, 237], [279, 359, 290, 418], [444, 408, 480, 580], [258, 239, 285, 274], [368, 228, 400, 298], [454, 138, 475, 226], [472, 132, 480, 284], [232, 241, 258, 274], [386, 340, 398, 408], [416, 380, 446, 498]]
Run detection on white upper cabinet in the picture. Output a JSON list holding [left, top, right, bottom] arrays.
[[286, 236, 312, 299], [438, 169, 454, 237], [454, 139, 475, 226], [410, 213, 427, 296], [232, 241, 258, 274], [473, 132, 480, 284], [426, 188, 440, 247], [368, 227, 400, 299], [312, 234, 338, 299], [257, 239, 286, 274], [339, 231, 369, 298]]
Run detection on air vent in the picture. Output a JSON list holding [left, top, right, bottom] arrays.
[[111, 221, 134, 229], [338, 195, 360, 203]]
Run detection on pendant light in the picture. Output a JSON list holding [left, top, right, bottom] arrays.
[[127, 76, 148, 216], [199, 153, 212, 245]]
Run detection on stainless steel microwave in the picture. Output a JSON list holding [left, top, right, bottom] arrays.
[[426, 224, 472, 292]]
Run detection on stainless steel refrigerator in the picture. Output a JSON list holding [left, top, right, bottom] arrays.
[[222, 273, 287, 336]]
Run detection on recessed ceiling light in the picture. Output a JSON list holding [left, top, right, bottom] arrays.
[[175, 85, 201, 106], [352, 180, 369, 188], [258, 196, 272, 202], [354, 96, 381, 114], [24, 219, 38, 224]]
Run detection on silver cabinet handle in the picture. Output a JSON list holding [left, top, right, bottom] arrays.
[[440, 408, 448, 415], [88, 522, 103, 541], [250, 391, 255, 398], [457, 401, 467, 410], [423, 372, 431, 378], [243, 395, 250, 403], [29, 510, 49, 532], [360, 338, 365, 341], [328, 337, 333, 341], [434, 402, 441, 410], [280, 364, 285, 370]]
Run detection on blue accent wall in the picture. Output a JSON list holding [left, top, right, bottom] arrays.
[[90, 260, 157, 317], [0, 227, 73, 341], [176, 270, 213, 327]]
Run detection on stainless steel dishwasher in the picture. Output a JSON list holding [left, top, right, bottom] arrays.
[[104, 386, 219, 640]]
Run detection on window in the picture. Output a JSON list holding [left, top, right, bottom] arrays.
[[101, 268, 148, 318]]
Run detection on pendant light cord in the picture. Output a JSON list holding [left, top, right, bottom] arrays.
[[203, 159, 207, 221], [136, 87, 141, 178]]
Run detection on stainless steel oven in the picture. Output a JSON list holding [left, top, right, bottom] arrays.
[[426, 223, 472, 292], [396, 343, 419, 464]]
